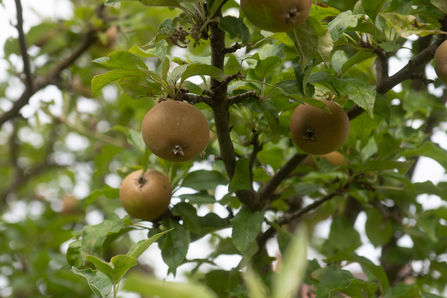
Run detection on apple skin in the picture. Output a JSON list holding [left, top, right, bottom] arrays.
[[434, 40, 447, 84], [290, 100, 350, 155], [119, 169, 172, 221], [241, 0, 313, 32], [142, 100, 210, 162]]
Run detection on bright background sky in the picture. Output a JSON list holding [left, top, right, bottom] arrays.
[[1, 0, 447, 296]]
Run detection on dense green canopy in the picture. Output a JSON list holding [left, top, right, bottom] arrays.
[[1, 0, 447, 297]]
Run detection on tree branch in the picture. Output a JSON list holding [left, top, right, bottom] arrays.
[[228, 90, 261, 106], [279, 192, 337, 226], [14, 0, 33, 93], [223, 42, 242, 55], [248, 132, 262, 183], [220, 72, 244, 88], [259, 153, 307, 200], [257, 192, 338, 250], [182, 93, 215, 107], [0, 19, 102, 126], [347, 30, 447, 121], [1, 122, 59, 203]]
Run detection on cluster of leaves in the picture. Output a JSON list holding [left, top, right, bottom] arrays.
[[1, 0, 447, 297]]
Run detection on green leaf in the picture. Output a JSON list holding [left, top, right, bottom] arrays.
[[119, 77, 162, 99], [310, 4, 340, 21], [160, 218, 190, 275], [178, 192, 217, 204], [85, 254, 137, 284], [333, 78, 375, 118], [92, 69, 147, 95], [169, 64, 190, 83], [272, 227, 308, 298], [315, 265, 378, 298], [191, 213, 229, 241], [380, 12, 442, 37], [326, 252, 390, 294], [205, 270, 242, 297], [228, 158, 252, 192], [431, 0, 447, 14], [378, 133, 402, 160], [421, 293, 445, 298], [127, 228, 174, 259], [67, 240, 83, 268], [384, 283, 422, 298], [307, 16, 333, 66], [360, 136, 378, 164], [340, 51, 377, 77], [91, 51, 161, 98], [255, 56, 281, 79], [181, 64, 226, 84], [230, 209, 264, 256], [80, 214, 125, 258], [239, 97, 279, 125], [360, 160, 414, 175], [84, 185, 119, 207], [71, 267, 113, 298], [362, 0, 388, 21], [93, 51, 148, 70], [365, 209, 394, 247], [219, 16, 250, 45], [172, 203, 201, 234], [287, 19, 319, 70], [400, 142, 447, 171], [123, 273, 218, 298], [129, 40, 168, 61], [328, 215, 362, 253], [418, 215, 439, 242], [328, 11, 362, 41], [210, 237, 240, 258], [374, 93, 391, 126], [258, 148, 284, 171], [294, 183, 320, 196], [105, 0, 181, 8], [128, 129, 146, 152], [209, 0, 225, 17], [385, 0, 413, 14], [244, 268, 268, 298], [414, 181, 447, 201], [181, 170, 228, 190], [128, 45, 157, 58]]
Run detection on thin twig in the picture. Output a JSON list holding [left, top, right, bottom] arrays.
[[257, 192, 338, 248], [228, 91, 261, 106], [259, 153, 307, 200], [223, 42, 242, 55], [182, 93, 215, 107], [14, 0, 33, 93], [0, 12, 104, 126], [347, 28, 447, 121], [248, 132, 262, 183]]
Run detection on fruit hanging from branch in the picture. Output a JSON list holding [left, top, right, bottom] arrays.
[[142, 100, 210, 162], [240, 0, 313, 32], [290, 100, 350, 155], [119, 169, 172, 221], [434, 40, 447, 84]]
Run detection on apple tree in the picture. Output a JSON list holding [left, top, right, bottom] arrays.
[[1, 0, 447, 297]]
